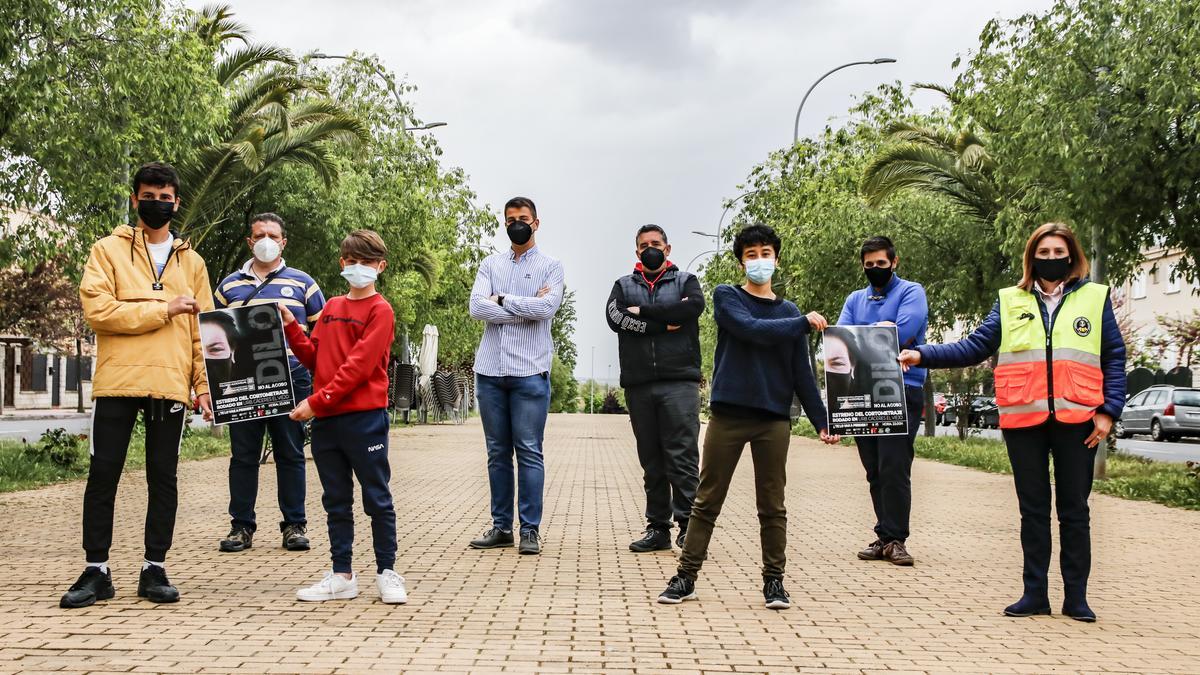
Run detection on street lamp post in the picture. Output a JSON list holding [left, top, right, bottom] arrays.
[[309, 52, 447, 131], [793, 58, 896, 144]]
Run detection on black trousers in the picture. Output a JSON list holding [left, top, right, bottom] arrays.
[[624, 381, 700, 531], [853, 385, 923, 543], [1002, 419, 1096, 600], [83, 397, 187, 563]]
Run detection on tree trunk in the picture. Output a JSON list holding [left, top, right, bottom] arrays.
[[923, 377, 935, 437], [1091, 224, 1108, 480], [75, 337, 85, 414]]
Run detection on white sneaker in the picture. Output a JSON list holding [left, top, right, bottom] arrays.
[[296, 572, 358, 602], [376, 569, 408, 604]]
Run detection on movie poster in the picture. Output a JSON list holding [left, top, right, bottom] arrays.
[[199, 304, 296, 425], [823, 325, 908, 436]]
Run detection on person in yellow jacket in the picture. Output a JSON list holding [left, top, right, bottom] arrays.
[[60, 162, 215, 609], [899, 223, 1127, 623]]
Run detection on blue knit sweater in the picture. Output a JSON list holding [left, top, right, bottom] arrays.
[[709, 284, 829, 430]]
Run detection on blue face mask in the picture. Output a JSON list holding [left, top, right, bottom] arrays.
[[744, 258, 775, 285]]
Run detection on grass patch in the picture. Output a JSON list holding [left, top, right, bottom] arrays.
[[0, 421, 229, 494], [792, 419, 1200, 511]]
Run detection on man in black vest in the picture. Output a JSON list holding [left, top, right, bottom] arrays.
[[606, 224, 704, 552]]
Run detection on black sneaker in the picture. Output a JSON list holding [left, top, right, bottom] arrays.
[[60, 567, 115, 609], [518, 530, 541, 555], [281, 523, 310, 551], [657, 575, 697, 604], [764, 577, 790, 610], [675, 527, 688, 550], [629, 527, 671, 553], [219, 526, 253, 552], [469, 527, 515, 549], [137, 565, 180, 604]]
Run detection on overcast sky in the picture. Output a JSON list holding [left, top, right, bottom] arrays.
[[192, 0, 1053, 381]]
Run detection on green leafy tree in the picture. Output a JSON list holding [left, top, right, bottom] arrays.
[[178, 5, 369, 248], [955, 0, 1200, 283], [549, 288, 579, 412], [1, 0, 222, 272]]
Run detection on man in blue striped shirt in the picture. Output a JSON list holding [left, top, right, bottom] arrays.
[[212, 213, 326, 554], [468, 197, 564, 556]]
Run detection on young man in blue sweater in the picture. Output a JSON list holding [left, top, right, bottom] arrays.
[[658, 224, 840, 610], [836, 236, 928, 566]]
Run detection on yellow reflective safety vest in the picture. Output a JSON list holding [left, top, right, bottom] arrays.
[[994, 282, 1108, 429]]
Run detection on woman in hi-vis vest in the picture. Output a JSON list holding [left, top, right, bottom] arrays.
[[898, 223, 1126, 623]]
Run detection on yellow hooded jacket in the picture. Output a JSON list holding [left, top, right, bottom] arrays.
[[79, 225, 214, 403]]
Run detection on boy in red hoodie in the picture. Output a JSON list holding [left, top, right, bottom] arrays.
[[280, 230, 406, 604]]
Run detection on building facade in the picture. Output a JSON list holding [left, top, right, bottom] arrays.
[[1112, 246, 1199, 376]]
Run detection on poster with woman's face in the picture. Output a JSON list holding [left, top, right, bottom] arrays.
[[199, 305, 295, 425], [822, 325, 908, 436]]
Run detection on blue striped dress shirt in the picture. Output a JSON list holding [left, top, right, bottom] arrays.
[[470, 245, 565, 377]]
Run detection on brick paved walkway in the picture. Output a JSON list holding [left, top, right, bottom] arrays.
[[2, 413, 1199, 674]]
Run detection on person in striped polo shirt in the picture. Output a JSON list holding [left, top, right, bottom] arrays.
[[468, 196, 565, 555], [213, 213, 326, 554]]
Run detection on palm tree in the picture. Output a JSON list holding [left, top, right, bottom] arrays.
[[178, 5, 368, 249], [860, 121, 1002, 224]]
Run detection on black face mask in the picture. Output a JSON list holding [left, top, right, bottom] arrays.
[[205, 358, 233, 389], [137, 199, 175, 230], [640, 247, 665, 271], [506, 220, 533, 245], [1033, 256, 1071, 282], [864, 265, 893, 289]]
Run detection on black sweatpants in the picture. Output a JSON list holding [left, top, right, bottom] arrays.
[[624, 381, 700, 531], [83, 397, 187, 563], [853, 385, 924, 543], [1002, 419, 1096, 600]]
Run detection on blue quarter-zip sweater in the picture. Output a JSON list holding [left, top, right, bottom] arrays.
[[837, 273, 928, 388]]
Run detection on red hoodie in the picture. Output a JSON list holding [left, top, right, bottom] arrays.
[[285, 293, 394, 417]]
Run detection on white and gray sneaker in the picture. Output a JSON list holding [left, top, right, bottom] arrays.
[[296, 572, 358, 602], [376, 569, 408, 604]]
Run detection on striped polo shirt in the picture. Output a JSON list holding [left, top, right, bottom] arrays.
[[469, 245, 565, 377], [214, 259, 326, 367]]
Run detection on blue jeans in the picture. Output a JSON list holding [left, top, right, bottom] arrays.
[[310, 408, 396, 574], [227, 364, 311, 532], [476, 373, 550, 533]]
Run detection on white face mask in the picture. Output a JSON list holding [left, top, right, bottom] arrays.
[[253, 237, 281, 264], [745, 258, 775, 284], [341, 263, 378, 289]]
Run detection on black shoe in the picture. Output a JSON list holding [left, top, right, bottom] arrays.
[[675, 527, 687, 550], [763, 576, 791, 610], [657, 575, 697, 604], [137, 566, 180, 604], [1004, 594, 1051, 617], [519, 530, 541, 555], [281, 523, 310, 551], [219, 526, 253, 552], [469, 527, 514, 549], [629, 527, 671, 553], [59, 567, 115, 609], [1062, 598, 1097, 622]]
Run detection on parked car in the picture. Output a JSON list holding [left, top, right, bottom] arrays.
[[968, 396, 999, 428], [1116, 385, 1200, 442]]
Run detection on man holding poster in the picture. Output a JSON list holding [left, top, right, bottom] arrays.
[[835, 236, 928, 567], [211, 213, 325, 554]]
